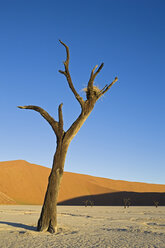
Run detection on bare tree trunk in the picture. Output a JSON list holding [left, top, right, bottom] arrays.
[[18, 40, 118, 233], [37, 139, 68, 233]]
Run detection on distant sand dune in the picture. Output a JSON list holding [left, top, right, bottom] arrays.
[[0, 192, 16, 204], [0, 160, 165, 205]]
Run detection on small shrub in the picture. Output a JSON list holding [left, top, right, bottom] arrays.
[[123, 198, 131, 208], [153, 201, 159, 208]]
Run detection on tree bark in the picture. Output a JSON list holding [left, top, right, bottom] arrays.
[[18, 40, 118, 233], [37, 138, 68, 233]]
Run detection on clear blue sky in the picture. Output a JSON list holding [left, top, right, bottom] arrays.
[[0, 0, 165, 184]]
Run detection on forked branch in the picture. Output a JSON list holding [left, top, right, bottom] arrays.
[[18, 105, 59, 135], [97, 77, 118, 99], [59, 40, 84, 107], [94, 63, 104, 79], [87, 63, 104, 93]]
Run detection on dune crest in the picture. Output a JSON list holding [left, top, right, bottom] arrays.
[[0, 160, 165, 205]]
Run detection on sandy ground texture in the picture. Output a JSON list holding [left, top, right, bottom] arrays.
[[0, 205, 165, 248]]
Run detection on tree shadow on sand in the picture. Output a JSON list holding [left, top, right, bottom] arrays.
[[0, 221, 36, 231]]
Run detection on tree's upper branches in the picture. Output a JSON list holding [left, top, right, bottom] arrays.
[[18, 41, 118, 142], [59, 40, 84, 108]]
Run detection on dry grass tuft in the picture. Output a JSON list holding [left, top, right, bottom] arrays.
[[83, 85, 101, 97]]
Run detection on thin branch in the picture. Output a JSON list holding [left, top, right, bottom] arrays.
[[87, 65, 98, 91], [59, 40, 69, 65], [100, 84, 108, 94], [58, 70, 66, 76], [59, 40, 84, 107], [58, 103, 63, 130], [98, 77, 118, 98], [87, 63, 104, 95], [18, 105, 59, 135], [93, 63, 104, 80]]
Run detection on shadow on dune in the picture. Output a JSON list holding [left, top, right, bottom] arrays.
[[0, 221, 36, 231], [58, 191, 165, 206]]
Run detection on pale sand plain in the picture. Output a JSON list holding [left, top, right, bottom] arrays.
[[0, 205, 165, 248]]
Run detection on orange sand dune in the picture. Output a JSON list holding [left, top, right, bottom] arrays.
[[0, 160, 165, 205], [0, 192, 16, 204]]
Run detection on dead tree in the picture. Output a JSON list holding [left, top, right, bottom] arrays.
[[18, 40, 118, 233], [89, 200, 94, 207], [123, 198, 131, 208], [153, 201, 159, 208], [83, 200, 89, 207]]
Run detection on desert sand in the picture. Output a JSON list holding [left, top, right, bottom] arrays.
[[0, 160, 165, 247], [0, 205, 165, 248], [0, 160, 165, 205]]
